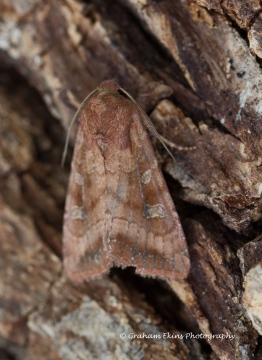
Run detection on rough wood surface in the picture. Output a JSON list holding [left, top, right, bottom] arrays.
[[0, 1, 261, 359]]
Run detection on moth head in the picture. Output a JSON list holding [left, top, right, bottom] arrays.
[[98, 79, 119, 91]]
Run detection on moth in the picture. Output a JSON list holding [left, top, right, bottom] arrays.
[[63, 79, 190, 281]]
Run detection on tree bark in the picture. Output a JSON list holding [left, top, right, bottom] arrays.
[[0, 0, 261, 359]]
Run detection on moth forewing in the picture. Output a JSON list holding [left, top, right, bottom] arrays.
[[63, 79, 190, 281]]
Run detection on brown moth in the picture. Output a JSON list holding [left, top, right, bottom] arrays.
[[63, 79, 190, 281]]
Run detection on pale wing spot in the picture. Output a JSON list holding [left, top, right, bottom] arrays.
[[141, 169, 152, 184], [108, 238, 117, 252], [85, 150, 96, 174], [116, 182, 127, 201], [70, 205, 86, 220], [143, 204, 166, 219], [76, 132, 84, 142], [85, 164, 95, 174], [181, 248, 189, 256], [74, 172, 84, 185], [93, 253, 102, 264]]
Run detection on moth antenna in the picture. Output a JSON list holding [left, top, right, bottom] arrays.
[[120, 87, 176, 161], [61, 88, 98, 167], [158, 135, 196, 151]]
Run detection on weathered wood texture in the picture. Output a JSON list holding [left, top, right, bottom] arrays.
[[0, 1, 261, 359]]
